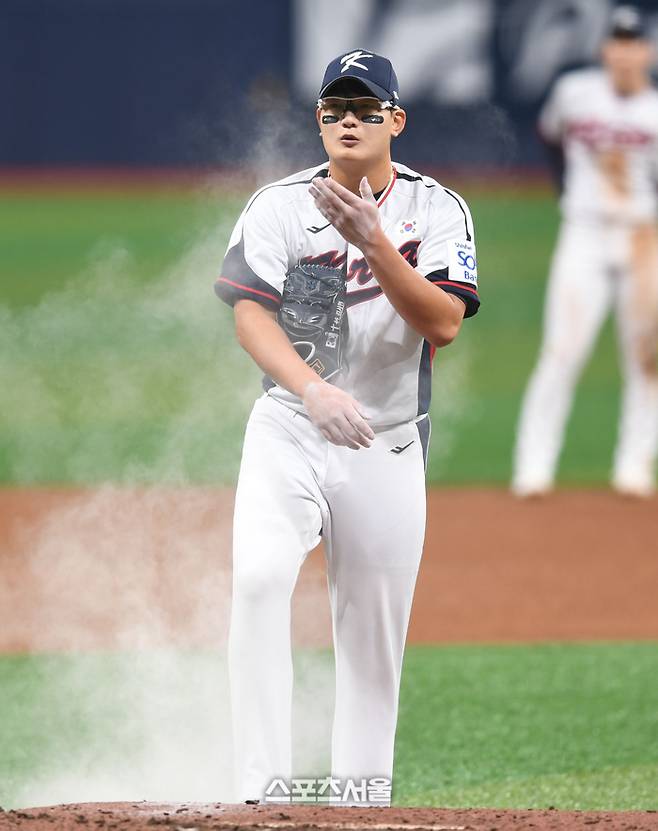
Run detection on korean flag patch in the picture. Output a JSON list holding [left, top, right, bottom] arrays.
[[448, 239, 478, 287]]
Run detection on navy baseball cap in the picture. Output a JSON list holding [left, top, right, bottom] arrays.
[[608, 5, 647, 39], [319, 50, 400, 104]]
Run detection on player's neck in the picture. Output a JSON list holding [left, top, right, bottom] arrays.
[[610, 72, 650, 97], [328, 158, 394, 196]]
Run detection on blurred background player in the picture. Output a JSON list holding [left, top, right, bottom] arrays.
[[512, 5, 658, 498]]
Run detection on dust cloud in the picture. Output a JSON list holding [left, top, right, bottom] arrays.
[[429, 339, 477, 474], [0, 195, 332, 808]]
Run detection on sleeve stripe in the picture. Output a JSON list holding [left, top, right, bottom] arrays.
[[215, 277, 281, 305], [442, 188, 472, 241], [433, 279, 479, 296]]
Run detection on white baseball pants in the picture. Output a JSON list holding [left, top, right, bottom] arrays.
[[513, 218, 658, 495], [228, 392, 429, 805]]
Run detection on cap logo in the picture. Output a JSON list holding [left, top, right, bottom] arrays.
[[340, 50, 374, 73]]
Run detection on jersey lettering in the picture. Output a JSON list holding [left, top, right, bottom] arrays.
[[301, 240, 420, 288], [567, 120, 654, 150]]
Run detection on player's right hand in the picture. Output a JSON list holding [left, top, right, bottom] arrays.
[[302, 380, 375, 449]]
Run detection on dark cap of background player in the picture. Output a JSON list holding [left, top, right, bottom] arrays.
[[319, 50, 400, 105], [608, 5, 648, 40]]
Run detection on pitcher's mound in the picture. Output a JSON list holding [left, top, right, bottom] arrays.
[[1, 802, 656, 831]]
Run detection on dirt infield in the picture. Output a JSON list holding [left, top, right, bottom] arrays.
[[1, 802, 657, 831], [0, 487, 657, 651]]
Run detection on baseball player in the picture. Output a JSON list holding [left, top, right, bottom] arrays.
[[512, 6, 658, 498], [215, 50, 480, 805]]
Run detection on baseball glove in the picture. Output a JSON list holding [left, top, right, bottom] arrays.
[[278, 261, 349, 381]]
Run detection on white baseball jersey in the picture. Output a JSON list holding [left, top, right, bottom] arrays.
[[539, 68, 658, 223], [215, 161, 479, 429]]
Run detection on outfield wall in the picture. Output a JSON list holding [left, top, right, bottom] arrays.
[[2, 0, 657, 168]]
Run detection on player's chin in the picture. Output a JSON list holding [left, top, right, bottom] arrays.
[[329, 143, 370, 163]]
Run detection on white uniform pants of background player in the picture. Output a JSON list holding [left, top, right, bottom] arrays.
[[513, 218, 658, 495], [228, 392, 428, 805]]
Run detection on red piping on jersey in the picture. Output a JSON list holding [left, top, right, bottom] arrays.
[[376, 168, 397, 207], [434, 279, 479, 296], [216, 277, 280, 305]]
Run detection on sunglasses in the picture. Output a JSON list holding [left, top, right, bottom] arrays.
[[316, 96, 398, 124]]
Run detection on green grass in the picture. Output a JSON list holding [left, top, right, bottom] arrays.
[[0, 643, 656, 810], [0, 185, 625, 485], [395, 643, 658, 808]]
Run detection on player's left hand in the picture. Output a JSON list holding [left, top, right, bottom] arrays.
[[309, 176, 381, 250]]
